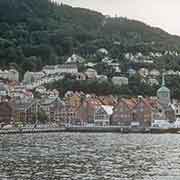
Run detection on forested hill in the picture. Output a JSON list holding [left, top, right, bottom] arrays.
[[0, 0, 180, 72]]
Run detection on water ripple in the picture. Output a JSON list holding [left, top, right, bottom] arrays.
[[0, 133, 180, 179]]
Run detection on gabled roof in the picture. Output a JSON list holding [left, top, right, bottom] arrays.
[[101, 105, 113, 115]]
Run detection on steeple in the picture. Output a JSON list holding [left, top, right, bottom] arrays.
[[157, 72, 170, 106], [161, 73, 165, 87]]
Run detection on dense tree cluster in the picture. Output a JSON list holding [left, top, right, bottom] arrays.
[[1, 0, 180, 98], [46, 76, 159, 98], [1, 0, 180, 74]]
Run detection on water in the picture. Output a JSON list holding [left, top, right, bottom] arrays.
[[0, 133, 180, 180]]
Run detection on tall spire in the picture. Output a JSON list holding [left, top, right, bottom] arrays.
[[162, 73, 165, 87]]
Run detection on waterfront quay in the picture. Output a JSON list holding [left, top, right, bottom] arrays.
[[0, 125, 180, 134]]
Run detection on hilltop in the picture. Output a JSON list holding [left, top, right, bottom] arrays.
[[0, 0, 180, 73]]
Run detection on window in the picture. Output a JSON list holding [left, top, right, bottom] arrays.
[[140, 107, 144, 112]]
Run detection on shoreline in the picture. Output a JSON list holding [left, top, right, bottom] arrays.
[[0, 126, 180, 134]]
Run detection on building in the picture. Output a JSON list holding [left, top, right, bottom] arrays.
[[78, 96, 102, 124], [23, 71, 33, 84], [85, 68, 98, 80], [8, 68, 19, 81], [75, 73, 86, 81], [56, 64, 78, 74], [64, 91, 83, 108], [97, 48, 108, 55], [98, 95, 117, 106], [157, 74, 170, 106], [0, 82, 9, 97], [132, 97, 153, 127], [111, 99, 135, 126], [172, 100, 180, 118], [148, 78, 159, 86], [149, 69, 160, 77], [0, 70, 8, 79], [42, 65, 57, 75], [94, 105, 113, 126], [40, 96, 63, 120], [156, 74, 175, 121], [138, 68, 149, 78], [49, 99, 66, 126], [66, 54, 85, 64], [112, 76, 128, 86], [14, 99, 40, 124], [0, 102, 14, 127], [128, 68, 136, 77]]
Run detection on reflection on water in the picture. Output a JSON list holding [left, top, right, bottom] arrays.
[[0, 133, 180, 179]]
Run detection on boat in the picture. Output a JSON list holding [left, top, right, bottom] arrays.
[[150, 119, 180, 133]]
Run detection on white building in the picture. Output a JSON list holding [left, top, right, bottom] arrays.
[[148, 78, 159, 86], [172, 100, 180, 117], [85, 68, 98, 80], [0, 82, 9, 97], [43, 64, 78, 75], [112, 76, 128, 86], [138, 68, 149, 77], [97, 48, 108, 55], [8, 69, 19, 81], [149, 69, 160, 77], [43, 65, 57, 75], [128, 68, 136, 76], [0, 70, 8, 79], [23, 71, 33, 84], [94, 105, 113, 126], [32, 72, 45, 81], [56, 64, 78, 74], [66, 54, 85, 64]]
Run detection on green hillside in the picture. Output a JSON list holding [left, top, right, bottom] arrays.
[[0, 0, 180, 72]]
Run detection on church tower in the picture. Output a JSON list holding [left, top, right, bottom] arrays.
[[157, 73, 170, 106]]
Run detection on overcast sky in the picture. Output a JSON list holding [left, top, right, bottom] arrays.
[[58, 0, 180, 36]]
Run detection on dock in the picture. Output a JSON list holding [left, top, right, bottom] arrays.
[[0, 127, 66, 134], [0, 126, 180, 135]]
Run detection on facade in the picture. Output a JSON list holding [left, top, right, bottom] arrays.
[[56, 64, 78, 74], [0, 102, 14, 126], [98, 95, 117, 106], [172, 100, 180, 118], [97, 48, 108, 55], [138, 68, 149, 77], [111, 99, 135, 126], [157, 74, 171, 107], [64, 92, 83, 108], [40, 97, 62, 120], [94, 105, 113, 126], [148, 78, 159, 86], [85, 68, 98, 80], [43, 64, 78, 75], [0, 82, 9, 97], [149, 69, 160, 77], [8, 69, 19, 81], [43, 65, 56, 75], [14, 99, 40, 124], [66, 54, 85, 64], [78, 97, 102, 124], [23, 71, 33, 84], [75, 73, 86, 81], [0, 70, 8, 79], [128, 68, 136, 76], [112, 76, 128, 86], [132, 98, 153, 127]]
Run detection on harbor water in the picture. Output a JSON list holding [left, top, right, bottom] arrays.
[[0, 133, 180, 180]]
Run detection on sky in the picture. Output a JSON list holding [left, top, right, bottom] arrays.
[[57, 0, 180, 36]]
